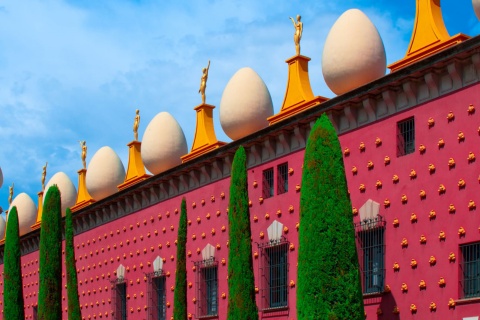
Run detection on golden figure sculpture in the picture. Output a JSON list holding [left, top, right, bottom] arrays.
[[133, 109, 140, 141], [290, 15, 303, 55], [8, 182, 14, 205], [41, 162, 48, 191], [79, 140, 87, 169], [199, 60, 210, 105]]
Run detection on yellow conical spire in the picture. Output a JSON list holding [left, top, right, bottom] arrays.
[[389, 0, 468, 72]]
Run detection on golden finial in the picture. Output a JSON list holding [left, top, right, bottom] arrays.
[[79, 140, 87, 169], [289, 15, 303, 55], [199, 60, 210, 105], [133, 109, 140, 141], [41, 162, 48, 191]]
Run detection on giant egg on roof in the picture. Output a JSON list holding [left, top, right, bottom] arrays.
[[86, 146, 125, 201], [0, 216, 5, 239], [9, 193, 37, 236], [141, 112, 188, 175], [474, 0, 480, 20], [322, 9, 386, 95], [219, 67, 273, 141], [0, 166, 3, 188], [44, 172, 77, 216]]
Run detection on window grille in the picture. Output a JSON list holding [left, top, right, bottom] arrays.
[[262, 168, 274, 199], [277, 163, 288, 195], [397, 117, 415, 156], [460, 242, 480, 298], [258, 238, 289, 311], [355, 216, 386, 294], [147, 272, 166, 320], [194, 257, 218, 318], [111, 278, 127, 320]]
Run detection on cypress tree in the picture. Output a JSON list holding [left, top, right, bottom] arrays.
[[297, 114, 364, 319], [227, 146, 258, 320], [65, 208, 81, 320], [173, 197, 188, 319], [38, 185, 62, 320], [4, 206, 25, 320]]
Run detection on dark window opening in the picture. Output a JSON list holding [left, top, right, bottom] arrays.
[[111, 280, 127, 320], [195, 258, 218, 317], [460, 242, 480, 298], [33, 306, 38, 320], [397, 117, 415, 156], [277, 163, 288, 195], [258, 238, 289, 310], [147, 272, 166, 320], [355, 216, 386, 294], [263, 168, 274, 198]]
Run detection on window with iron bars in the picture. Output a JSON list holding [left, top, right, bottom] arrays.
[[147, 272, 166, 320], [460, 242, 480, 298], [354, 216, 386, 294], [111, 278, 127, 320], [262, 168, 274, 199], [277, 163, 288, 195], [195, 257, 218, 318], [397, 117, 415, 157], [258, 238, 289, 311]]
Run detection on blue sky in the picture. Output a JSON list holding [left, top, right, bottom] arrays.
[[0, 0, 478, 215]]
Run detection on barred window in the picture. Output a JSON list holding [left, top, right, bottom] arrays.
[[263, 168, 274, 198], [33, 306, 38, 320], [277, 163, 288, 195], [195, 258, 218, 317], [397, 117, 415, 157], [460, 242, 480, 298], [258, 238, 289, 310], [111, 279, 127, 320], [355, 216, 386, 294], [147, 272, 166, 320]]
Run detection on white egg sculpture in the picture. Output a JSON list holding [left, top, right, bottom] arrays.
[[86, 146, 125, 201], [322, 9, 386, 95], [473, 0, 480, 20], [44, 172, 77, 216], [141, 112, 188, 175], [0, 166, 3, 188], [219, 67, 273, 140], [9, 193, 37, 236], [0, 216, 5, 239]]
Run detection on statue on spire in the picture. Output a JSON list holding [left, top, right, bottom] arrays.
[[79, 140, 87, 169], [133, 109, 140, 141], [290, 15, 303, 56], [41, 162, 48, 191], [8, 182, 14, 205], [199, 60, 211, 105]]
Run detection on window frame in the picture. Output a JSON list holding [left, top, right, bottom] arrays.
[[147, 271, 167, 320], [195, 257, 218, 318], [111, 278, 128, 320], [396, 117, 415, 157], [354, 215, 386, 295], [459, 242, 480, 299], [277, 163, 289, 195], [258, 238, 289, 311], [262, 168, 274, 199]]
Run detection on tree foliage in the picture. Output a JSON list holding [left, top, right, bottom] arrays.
[[227, 146, 258, 320], [173, 197, 188, 320], [4, 206, 25, 320], [38, 185, 63, 320], [297, 114, 364, 319], [66, 208, 81, 320]]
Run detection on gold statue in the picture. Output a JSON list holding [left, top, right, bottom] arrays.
[[199, 60, 210, 105], [79, 140, 87, 169], [41, 162, 48, 191], [133, 109, 140, 141], [8, 182, 14, 205], [290, 15, 303, 55]]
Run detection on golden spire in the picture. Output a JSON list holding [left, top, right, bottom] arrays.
[[389, 0, 469, 72]]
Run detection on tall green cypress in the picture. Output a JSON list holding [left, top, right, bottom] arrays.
[[297, 114, 364, 319], [4, 206, 25, 320], [38, 185, 62, 320], [173, 197, 187, 319], [65, 208, 81, 320], [227, 146, 258, 320]]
